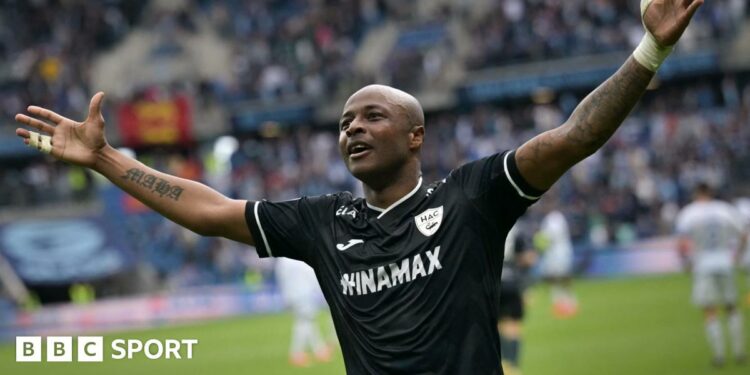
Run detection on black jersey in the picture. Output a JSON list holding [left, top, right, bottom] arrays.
[[246, 150, 543, 374]]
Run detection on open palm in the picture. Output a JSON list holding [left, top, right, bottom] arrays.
[[15, 92, 108, 168], [643, 0, 704, 46]]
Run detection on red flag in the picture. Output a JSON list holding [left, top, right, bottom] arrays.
[[117, 95, 193, 147]]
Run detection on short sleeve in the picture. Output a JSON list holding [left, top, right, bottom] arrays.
[[245, 195, 337, 263], [449, 150, 545, 228]]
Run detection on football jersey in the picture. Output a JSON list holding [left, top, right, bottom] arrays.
[[539, 211, 573, 261], [246, 150, 543, 374], [675, 200, 747, 274], [537, 210, 573, 278]]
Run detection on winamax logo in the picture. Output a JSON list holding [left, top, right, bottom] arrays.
[[16, 336, 198, 362]]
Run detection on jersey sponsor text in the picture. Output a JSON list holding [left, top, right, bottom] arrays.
[[340, 246, 442, 296]]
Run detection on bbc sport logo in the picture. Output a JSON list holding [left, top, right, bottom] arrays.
[[16, 336, 198, 362]]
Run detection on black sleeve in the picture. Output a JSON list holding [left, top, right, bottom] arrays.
[[244, 195, 336, 263], [448, 149, 545, 229]]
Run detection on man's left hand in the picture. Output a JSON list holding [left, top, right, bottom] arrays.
[[643, 0, 704, 47]]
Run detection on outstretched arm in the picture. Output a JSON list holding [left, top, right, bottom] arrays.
[[15, 93, 254, 245], [515, 0, 704, 190]]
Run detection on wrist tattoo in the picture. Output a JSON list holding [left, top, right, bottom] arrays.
[[122, 168, 184, 201]]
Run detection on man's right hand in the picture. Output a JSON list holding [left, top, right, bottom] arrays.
[[14, 92, 254, 245], [15, 92, 108, 169]]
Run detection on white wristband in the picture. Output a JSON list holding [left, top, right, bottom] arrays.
[[632, 33, 674, 72]]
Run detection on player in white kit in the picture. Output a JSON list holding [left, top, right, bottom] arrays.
[[275, 257, 333, 367], [536, 209, 578, 318], [735, 197, 750, 305], [676, 184, 748, 367]]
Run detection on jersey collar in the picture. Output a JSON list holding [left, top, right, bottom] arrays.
[[366, 177, 423, 219]]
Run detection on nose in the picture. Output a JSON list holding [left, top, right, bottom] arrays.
[[345, 118, 365, 137]]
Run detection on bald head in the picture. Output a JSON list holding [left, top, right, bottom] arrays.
[[345, 85, 425, 129], [338, 84, 426, 187]]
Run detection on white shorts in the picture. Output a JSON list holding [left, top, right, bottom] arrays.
[[692, 272, 738, 307]]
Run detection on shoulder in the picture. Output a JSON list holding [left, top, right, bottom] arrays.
[[448, 150, 507, 181], [424, 177, 448, 197], [714, 200, 738, 212], [448, 149, 543, 199], [700, 200, 735, 218], [254, 191, 357, 217], [304, 191, 355, 205], [676, 202, 714, 227], [714, 200, 747, 225], [676, 203, 699, 221]]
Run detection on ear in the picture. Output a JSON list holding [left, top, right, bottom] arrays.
[[409, 126, 424, 150]]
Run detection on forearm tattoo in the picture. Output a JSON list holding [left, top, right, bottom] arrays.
[[515, 57, 655, 187], [565, 57, 655, 154], [121, 168, 185, 201]]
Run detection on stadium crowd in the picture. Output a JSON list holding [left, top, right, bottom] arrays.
[[1, 0, 749, 289], [464, 0, 745, 69], [1, 0, 744, 117]]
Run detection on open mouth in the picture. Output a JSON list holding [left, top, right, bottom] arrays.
[[348, 142, 372, 159]]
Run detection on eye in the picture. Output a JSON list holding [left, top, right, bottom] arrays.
[[340, 119, 352, 131], [367, 112, 383, 121]]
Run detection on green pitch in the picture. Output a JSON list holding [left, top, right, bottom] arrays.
[[1, 273, 748, 374], [523, 274, 749, 375]]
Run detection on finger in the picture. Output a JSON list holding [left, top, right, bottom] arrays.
[[15, 114, 56, 134], [16, 128, 31, 144], [683, 0, 704, 19], [87, 92, 105, 122], [15, 129, 54, 149], [27, 105, 65, 124]]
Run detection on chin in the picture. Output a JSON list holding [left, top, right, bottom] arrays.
[[347, 162, 381, 184], [348, 165, 373, 182], [347, 152, 409, 185]]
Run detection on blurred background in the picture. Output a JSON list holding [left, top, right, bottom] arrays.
[[0, 0, 749, 374]]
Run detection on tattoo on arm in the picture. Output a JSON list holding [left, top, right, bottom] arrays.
[[121, 168, 185, 201], [563, 56, 655, 154], [516, 57, 655, 189]]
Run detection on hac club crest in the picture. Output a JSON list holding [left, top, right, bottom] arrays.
[[415, 206, 443, 237]]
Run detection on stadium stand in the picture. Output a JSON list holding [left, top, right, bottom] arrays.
[[1, 0, 749, 298]]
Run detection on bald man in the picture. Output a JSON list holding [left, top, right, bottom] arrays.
[[14, 1, 704, 373]]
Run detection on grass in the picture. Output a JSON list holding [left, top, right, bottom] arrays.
[[1, 273, 748, 374], [522, 274, 749, 375]]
